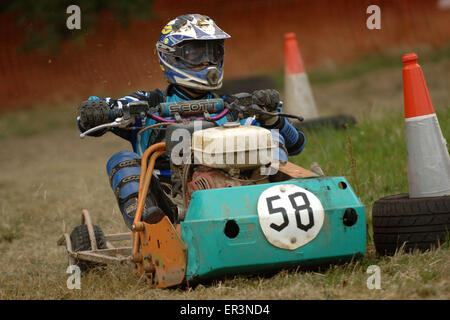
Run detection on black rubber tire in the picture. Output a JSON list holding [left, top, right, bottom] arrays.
[[69, 224, 107, 272], [372, 194, 450, 256]]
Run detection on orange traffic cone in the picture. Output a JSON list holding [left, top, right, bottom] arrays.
[[402, 53, 450, 198], [284, 32, 318, 120]]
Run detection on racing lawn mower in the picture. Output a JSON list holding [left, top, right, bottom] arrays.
[[58, 95, 366, 288]]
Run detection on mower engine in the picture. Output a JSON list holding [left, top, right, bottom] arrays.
[[186, 167, 244, 205], [165, 121, 275, 215]]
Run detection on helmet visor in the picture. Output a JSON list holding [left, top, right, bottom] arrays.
[[176, 40, 224, 67]]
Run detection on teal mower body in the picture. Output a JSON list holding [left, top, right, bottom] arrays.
[[180, 176, 366, 281]]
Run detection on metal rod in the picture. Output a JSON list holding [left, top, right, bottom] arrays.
[[81, 209, 98, 251]]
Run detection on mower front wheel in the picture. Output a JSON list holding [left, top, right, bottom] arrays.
[[69, 224, 107, 272]]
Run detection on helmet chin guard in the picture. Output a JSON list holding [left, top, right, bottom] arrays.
[[156, 14, 230, 91], [205, 67, 220, 86]]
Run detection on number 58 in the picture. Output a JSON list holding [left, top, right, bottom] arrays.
[[266, 192, 314, 232]]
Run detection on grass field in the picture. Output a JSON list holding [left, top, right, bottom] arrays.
[[0, 51, 449, 300]]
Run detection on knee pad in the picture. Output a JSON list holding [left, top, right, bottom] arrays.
[[106, 150, 141, 206], [107, 151, 159, 229]]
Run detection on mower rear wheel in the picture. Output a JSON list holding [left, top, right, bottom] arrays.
[[372, 194, 450, 255], [69, 224, 107, 272]]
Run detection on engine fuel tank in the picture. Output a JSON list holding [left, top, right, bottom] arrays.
[[191, 122, 276, 169]]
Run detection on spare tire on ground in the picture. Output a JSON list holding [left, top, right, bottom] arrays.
[[372, 194, 450, 255]]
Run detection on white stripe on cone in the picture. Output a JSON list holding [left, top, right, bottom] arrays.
[[284, 73, 319, 120], [406, 113, 450, 198]]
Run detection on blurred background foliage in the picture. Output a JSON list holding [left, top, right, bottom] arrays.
[[0, 0, 154, 52]]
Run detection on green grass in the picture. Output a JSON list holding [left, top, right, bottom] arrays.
[[0, 104, 77, 139]]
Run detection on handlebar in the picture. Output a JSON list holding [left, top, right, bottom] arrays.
[[150, 106, 230, 123], [80, 97, 303, 138], [79, 117, 133, 138]]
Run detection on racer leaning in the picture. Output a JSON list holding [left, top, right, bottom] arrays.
[[77, 14, 306, 230]]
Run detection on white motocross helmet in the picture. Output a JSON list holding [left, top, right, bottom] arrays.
[[156, 14, 231, 91]]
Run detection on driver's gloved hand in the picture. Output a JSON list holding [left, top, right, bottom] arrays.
[[252, 89, 281, 126], [252, 89, 280, 111], [78, 99, 111, 130]]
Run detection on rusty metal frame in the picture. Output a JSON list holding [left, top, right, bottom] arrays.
[[130, 142, 188, 288], [136, 217, 187, 288], [57, 209, 132, 265], [57, 142, 187, 289], [277, 161, 320, 178]]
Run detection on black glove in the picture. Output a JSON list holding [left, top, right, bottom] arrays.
[[252, 89, 280, 112], [78, 99, 112, 130], [252, 89, 281, 125]]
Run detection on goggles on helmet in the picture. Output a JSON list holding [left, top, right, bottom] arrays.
[[167, 40, 224, 68]]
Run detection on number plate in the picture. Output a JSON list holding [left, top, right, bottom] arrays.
[[257, 184, 325, 250]]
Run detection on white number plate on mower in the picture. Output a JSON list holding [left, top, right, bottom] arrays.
[[257, 184, 325, 250]]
